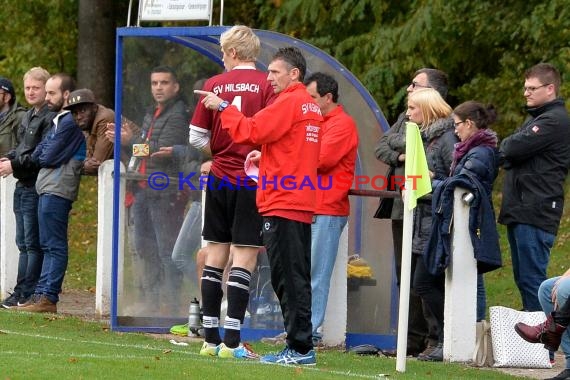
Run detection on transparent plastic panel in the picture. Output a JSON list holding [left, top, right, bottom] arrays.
[[117, 36, 220, 328], [114, 29, 396, 342]]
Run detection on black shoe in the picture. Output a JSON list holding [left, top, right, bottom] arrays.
[[349, 344, 380, 356], [1, 293, 23, 309], [546, 369, 570, 380], [418, 343, 443, 362]]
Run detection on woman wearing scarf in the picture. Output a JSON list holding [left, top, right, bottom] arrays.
[[406, 88, 458, 361], [450, 100, 501, 319]]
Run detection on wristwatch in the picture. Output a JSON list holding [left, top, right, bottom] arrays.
[[218, 100, 230, 112]]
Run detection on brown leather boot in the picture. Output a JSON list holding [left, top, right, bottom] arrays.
[[515, 315, 566, 351], [16, 294, 57, 313]]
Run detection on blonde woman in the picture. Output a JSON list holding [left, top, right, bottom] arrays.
[[406, 88, 457, 361], [374, 69, 449, 357]]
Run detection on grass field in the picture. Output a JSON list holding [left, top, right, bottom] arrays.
[[0, 311, 520, 379]]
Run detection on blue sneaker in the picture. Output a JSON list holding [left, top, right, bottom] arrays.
[[260, 347, 316, 365]]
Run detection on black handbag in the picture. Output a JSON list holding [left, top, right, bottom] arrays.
[[373, 166, 396, 219]]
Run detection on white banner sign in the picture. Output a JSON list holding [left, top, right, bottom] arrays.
[[139, 0, 211, 21]]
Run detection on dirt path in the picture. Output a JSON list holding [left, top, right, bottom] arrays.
[[59, 289, 565, 379]]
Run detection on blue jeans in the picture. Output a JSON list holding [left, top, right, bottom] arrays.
[[310, 215, 348, 337], [35, 194, 72, 303], [171, 201, 202, 280], [507, 223, 554, 311], [13, 185, 43, 299], [477, 274, 486, 322], [539, 276, 570, 368]]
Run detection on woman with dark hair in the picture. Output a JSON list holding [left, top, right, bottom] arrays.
[[450, 100, 502, 322], [420, 100, 502, 361], [451, 101, 499, 179]]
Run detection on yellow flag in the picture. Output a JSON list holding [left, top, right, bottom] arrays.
[[404, 122, 431, 210]]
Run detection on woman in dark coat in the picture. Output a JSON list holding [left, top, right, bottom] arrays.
[[450, 101, 501, 321], [421, 101, 502, 362]]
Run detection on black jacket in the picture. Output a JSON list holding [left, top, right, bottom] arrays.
[[424, 171, 502, 275], [423, 117, 457, 182], [454, 145, 500, 196], [6, 104, 55, 187], [130, 96, 189, 176], [427, 144, 501, 275], [412, 117, 458, 255], [498, 98, 570, 235]]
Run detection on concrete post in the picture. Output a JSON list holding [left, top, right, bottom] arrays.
[[0, 175, 18, 299], [443, 187, 477, 362], [96, 160, 125, 316], [322, 223, 348, 346]]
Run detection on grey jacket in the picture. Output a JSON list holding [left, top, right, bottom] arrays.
[[36, 159, 84, 201], [374, 112, 407, 219], [34, 112, 86, 201]]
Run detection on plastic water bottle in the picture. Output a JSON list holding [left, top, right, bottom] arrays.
[[188, 298, 201, 337]]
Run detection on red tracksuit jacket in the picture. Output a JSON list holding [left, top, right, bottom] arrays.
[[221, 82, 323, 223]]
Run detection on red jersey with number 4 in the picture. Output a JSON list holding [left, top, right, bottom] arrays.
[[190, 67, 276, 184]]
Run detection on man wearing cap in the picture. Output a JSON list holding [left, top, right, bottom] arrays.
[[0, 77, 27, 157], [64, 88, 114, 175]]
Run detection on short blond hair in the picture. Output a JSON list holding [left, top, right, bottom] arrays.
[[23, 67, 51, 84], [408, 88, 452, 130], [220, 25, 260, 62]]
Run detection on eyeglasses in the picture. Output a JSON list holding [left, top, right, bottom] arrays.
[[409, 81, 431, 90], [523, 83, 551, 93], [454, 121, 466, 127]]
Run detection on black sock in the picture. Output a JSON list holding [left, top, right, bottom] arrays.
[[201, 265, 224, 345], [223, 267, 251, 348]]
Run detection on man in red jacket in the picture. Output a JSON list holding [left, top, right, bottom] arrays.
[[196, 46, 323, 365], [304, 72, 358, 345]]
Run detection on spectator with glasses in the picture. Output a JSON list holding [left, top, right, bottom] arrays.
[[499, 63, 570, 312], [374, 68, 448, 357]]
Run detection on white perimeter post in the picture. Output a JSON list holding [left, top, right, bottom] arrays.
[[396, 187, 413, 372], [0, 175, 18, 298], [443, 187, 477, 361], [96, 160, 125, 316], [322, 223, 348, 346]]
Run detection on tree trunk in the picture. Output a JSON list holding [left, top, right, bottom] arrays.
[[77, 0, 115, 108]]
